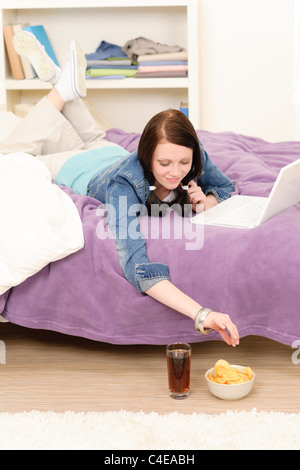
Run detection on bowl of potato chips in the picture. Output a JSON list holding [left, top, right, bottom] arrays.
[[205, 359, 255, 400]]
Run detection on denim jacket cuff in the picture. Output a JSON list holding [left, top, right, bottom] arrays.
[[135, 263, 170, 293], [204, 187, 232, 203]]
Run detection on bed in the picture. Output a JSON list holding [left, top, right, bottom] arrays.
[[0, 111, 300, 347]]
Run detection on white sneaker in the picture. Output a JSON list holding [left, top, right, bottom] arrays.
[[69, 40, 87, 99], [13, 30, 61, 84], [55, 40, 87, 101]]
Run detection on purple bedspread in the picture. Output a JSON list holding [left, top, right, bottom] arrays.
[[1, 129, 300, 346]]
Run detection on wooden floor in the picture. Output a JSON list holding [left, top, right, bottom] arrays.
[[0, 322, 299, 414]]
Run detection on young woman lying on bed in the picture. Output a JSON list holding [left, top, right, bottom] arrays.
[[0, 32, 239, 347]]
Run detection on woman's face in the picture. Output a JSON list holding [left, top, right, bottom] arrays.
[[151, 141, 193, 191]]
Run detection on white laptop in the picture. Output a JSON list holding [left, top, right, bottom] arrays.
[[191, 158, 300, 228]]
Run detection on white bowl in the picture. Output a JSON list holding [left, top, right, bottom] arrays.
[[205, 364, 255, 401]]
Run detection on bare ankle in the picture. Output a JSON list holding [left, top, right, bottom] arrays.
[[46, 88, 65, 111]]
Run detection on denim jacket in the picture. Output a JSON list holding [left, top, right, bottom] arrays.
[[87, 141, 235, 293]]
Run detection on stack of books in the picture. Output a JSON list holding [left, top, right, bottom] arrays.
[[3, 24, 59, 80]]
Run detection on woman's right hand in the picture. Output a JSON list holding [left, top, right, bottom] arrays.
[[203, 311, 239, 347]]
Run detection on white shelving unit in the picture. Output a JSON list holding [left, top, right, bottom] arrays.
[[0, 0, 200, 132]]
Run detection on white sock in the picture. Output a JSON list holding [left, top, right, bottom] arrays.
[[54, 60, 76, 102], [49, 63, 62, 85]]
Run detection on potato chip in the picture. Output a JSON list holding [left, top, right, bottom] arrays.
[[214, 359, 231, 372], [242, 367, 254, 379], [208, 360, 254, 385]]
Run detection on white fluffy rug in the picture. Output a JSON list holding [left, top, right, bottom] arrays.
[[0, 409, 299, 450]]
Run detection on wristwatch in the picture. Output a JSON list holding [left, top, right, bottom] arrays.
[[194, 308, 213, 334]]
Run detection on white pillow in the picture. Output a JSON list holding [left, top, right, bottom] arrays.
[[0, 152, 84, 295]]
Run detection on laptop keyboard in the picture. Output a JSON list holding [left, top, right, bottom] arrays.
[[223, 198, 267, 225]]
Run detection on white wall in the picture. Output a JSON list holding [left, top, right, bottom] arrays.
[[199, 0, 296, 142]]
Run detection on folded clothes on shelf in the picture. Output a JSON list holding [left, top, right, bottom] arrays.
[[85, 38, 188, 79], [86, 59, 132, 67], [135, 70, 187, 78], [137, 64, 188, 75], [124, 38, 188, 78], [122, 36, 183, 62], [137, 51, 188, 63], [86, 66, 138, 79], [86, 40, 128, 61], [85, 40, 136, 79]]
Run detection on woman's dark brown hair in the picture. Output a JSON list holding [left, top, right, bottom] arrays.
[[138, 109, 203, 217]]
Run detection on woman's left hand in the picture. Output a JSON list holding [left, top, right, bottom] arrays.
[[185, 180, 218, 212], [185, 180, 206, 212]]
